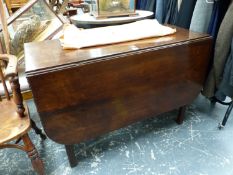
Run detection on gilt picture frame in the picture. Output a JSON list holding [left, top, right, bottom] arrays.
[[90, 0, 136, 19]]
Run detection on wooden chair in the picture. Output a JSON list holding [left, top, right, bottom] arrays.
[[0, 54, 45, 174]]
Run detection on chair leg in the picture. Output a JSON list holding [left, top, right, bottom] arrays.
[[30, 119, 47, 140], [176, 106, 186, 125], [15, 137, 22, 144], [218, 102, 233, 129], [22, 134, 45, 175]]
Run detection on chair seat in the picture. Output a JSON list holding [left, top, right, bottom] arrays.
[[0, 99, 30, 144]]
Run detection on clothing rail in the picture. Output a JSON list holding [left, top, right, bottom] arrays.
[[211, 97, 233, 129]]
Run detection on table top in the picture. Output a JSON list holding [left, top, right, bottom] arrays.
[[24, 27, 210, 75], [70, 10, 154, 25]]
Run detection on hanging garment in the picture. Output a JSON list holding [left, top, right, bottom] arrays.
[[175, 0, 197, 29], [155, 0, 169, 23], [215, 38, 233, 101], [189, 0, 213, 33], [177, 0, 182, 11], [140, 0, 147, 10], [136, 0, 141, 9], [136, 0, 156, 11], [136, 0, 145, 9], [139, 0, 147, 10], [202, 2, 233, 98], [164, 0, 178, 25], [146, 0, 156, 12], [207, 0, 231, 41]]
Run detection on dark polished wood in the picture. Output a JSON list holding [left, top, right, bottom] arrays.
[[25, 27, 212, 166], [176, 106, 186, 125], [65, 145, 78, 167], [9, 76, 25, 117], [22, 134, 44, 175]]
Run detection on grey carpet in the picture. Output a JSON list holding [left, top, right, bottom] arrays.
[[1, 94, 233, 175]]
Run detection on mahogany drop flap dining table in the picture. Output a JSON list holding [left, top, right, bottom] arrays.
[[24, 27, 212, 167]]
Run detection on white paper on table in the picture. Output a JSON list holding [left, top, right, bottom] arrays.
[[60, 19, 176, 49]]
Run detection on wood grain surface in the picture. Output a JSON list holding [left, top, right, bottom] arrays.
[[25, 27, 212, 145]]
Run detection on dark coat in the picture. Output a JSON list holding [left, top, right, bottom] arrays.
[[175, 0, 197, 29], [155, 0, 169, 23], [215, 38, 233, 100], [202, 2, 233, 98]]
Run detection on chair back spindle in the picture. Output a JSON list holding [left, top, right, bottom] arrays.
[[0, 0, 12, 101], [0, 0, 10, 54]]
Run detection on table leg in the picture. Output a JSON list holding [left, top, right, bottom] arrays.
[[65, 145, 78, 168], [176, 106, 186, 124]]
